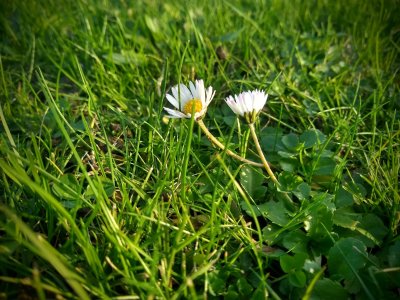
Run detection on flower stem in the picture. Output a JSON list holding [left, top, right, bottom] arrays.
[[249, 123, 296, 208], [197, 119, 263, 167], [248, 123, 279, 186]]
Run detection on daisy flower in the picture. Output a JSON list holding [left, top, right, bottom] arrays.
[[164, 79, 215, 120], [225, 89, 268, 124], [226, 89, 279, 185]]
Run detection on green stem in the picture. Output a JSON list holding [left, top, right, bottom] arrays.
[[249, 123, 296, 209], [197, 119, 263, 167], [248, 123, 279, 186]]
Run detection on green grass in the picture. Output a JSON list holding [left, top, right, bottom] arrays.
[[1, 0, 399, 298]]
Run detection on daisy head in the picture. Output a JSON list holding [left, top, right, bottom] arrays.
[[164, 79, 215, 121], [225, 89, 268, 124]]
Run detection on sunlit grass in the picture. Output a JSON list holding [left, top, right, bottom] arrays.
[[0, 0, 399, 298]]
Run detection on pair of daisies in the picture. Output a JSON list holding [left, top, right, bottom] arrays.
[[163, 79, 281, 185], [164, 79, 268, 124]]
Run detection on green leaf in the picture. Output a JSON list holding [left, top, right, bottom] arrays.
[[278, 171, 303, 192], [333, 211, 387, 247], [279, 157, 298, 172], [345, 180, 368, 198], [280, 255, 296, 273], [252, 284, 268, 299], [223, 115, 236, 127], [225, 285, 240, 300], [240, 202, 262, 217], [333, 207, 361, 230], [386, 242, 400, 294], [261, 200, 290, 226], [310, 278, 348, 300], [278, 151, 297, 158], [52, 174, 81, 202], [388, 240, 400, 267], [293, 182, 311, 200], [300, 129, 326, 148], [289, 270, 306, 287], [306, 194, 335, 239], [280, 253, 308, 272], [240, 165, 267, 200], [260, 127, 284, 152], [335, 186, 354, 207], [262, 224, 282, 244], [328, 237, 368, 281], [193, 254, 207, 264], [309, 234, 336, 256], [237, 278, 253, 295], [303, 99, 319, 117], [312, 157, 336, 176], [208, 271, 227, 295], [282, 133, 299, 150], [282, 230, 309, 253], [358, 214, 388, 246], [303, 257, 322, 274], [85, 177, 115, 199]]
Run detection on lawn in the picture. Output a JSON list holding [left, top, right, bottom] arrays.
[[0, 0, 399, 299]]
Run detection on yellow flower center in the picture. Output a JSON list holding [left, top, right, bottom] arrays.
[[183, 99, 203, 114]]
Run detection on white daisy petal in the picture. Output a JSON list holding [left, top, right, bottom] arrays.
[[225, 96, 241, 115], [171, 86, 180, 102], [256, 93, 268, 111], [166, 94, 179, 109], [189, 81, 198, 100], [163, 79, 215, 120], [196, 80, 206, 105], [164, 107, 190, 118], [239, 94, 248, 115], [210, 90, 216, 106], [244, 92, 253, 113], [224, 89, 269, 123], [179, 84, 192, 102], [205, 86, 214, 105]]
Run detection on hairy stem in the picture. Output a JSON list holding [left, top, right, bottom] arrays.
[[197, 119, 263, 167], [248, 123, 279, 186]]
